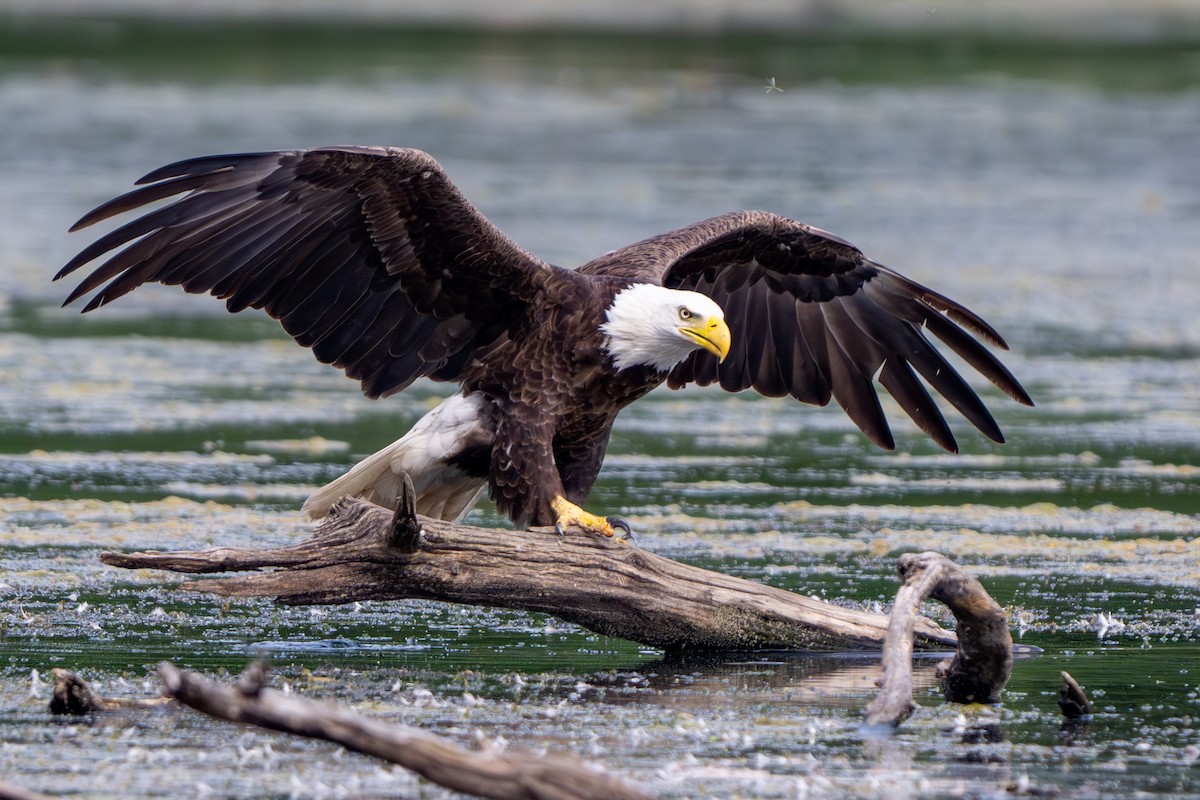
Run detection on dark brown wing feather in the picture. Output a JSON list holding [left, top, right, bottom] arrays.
[[57, 146, 558, 397], [579, 210, 1032, 452]]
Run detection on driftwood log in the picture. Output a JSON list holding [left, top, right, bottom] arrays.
[[101, 492, 957, 652], [864, 552, 1013, 729], [159, 660, 652, 800]]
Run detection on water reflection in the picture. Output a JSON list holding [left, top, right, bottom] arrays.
[[599, 653, 942, 710]]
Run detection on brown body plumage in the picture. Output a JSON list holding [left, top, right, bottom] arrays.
[[58, 146, 1031, 534]]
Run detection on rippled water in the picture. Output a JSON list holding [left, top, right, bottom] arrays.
[[2, 19, 1199, 799]]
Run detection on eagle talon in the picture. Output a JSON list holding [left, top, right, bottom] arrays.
[[551, 496, 630, 540], [605, 515, 635, 544]]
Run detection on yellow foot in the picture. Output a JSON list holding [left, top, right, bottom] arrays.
[[551, 497, 634, 543]]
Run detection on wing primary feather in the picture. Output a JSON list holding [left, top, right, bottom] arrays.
[[905, 344, 1005, 443], [84, 211, 288, 310], [59, 234, 167, 307], [923, 291, 1009, 350], [157, 205, 291, 288], [827, 340, 894, 448], [79, 262, 159, 312], [874, 265, 1009, 350], [717, 282, 754, 392], [868, 279, 1032, 407], [877, 359, 958, 452], [748, 282, 789, 397], [793, 303, 834, 406], [825, 283, 1003, 443], [57, 190, 256, 283], [134, 151, 286, 186], [820, 304, 894, 449], [90, 202, 292, 310], [920, 312, 1033, 407], [64, 198, 270, 307], [686, 281, 722, 386], [837, 287, 1007, 442], [69, 168, 253, 232], [73, 204, 278, 311]]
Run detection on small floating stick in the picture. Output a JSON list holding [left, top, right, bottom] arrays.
[[1058, 671, 1093, 719]]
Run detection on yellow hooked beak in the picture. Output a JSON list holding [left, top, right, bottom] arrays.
[[681, 316, 732, 363]]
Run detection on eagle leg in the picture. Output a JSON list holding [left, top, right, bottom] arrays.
[[551, 496, 630, 542]]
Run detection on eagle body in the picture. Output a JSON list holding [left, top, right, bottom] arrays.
[[305, 278, 712, 528], [58, 146, 1032, 537]]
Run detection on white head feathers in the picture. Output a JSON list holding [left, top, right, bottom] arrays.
[[601, 284, 727, 372]]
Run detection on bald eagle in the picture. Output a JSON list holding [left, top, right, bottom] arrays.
[[57, 146, 1031, 538]]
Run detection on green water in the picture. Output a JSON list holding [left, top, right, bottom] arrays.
[[5, 16, 1200, 90], [2, 16, 1199, 799]]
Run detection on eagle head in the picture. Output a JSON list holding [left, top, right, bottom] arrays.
[[601, 283, 731, 372]]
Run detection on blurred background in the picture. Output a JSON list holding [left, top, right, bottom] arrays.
[[2, 3, 1199, 798]]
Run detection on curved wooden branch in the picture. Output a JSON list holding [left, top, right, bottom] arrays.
[[864, 552, 1012, 729], [101, 495, 956, 653], [159, 660, 652, 800]]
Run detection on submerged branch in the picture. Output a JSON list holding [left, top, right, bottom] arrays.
[[159, 660, 652, 800], [864, 552, 1012, 729], [48, 668, 173, 715], [101, 495, 956, 653]]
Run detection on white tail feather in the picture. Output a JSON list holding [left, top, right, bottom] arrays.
[[302, 394, 490, 522]]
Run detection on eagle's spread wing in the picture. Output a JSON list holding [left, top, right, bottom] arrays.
[[579, 210, 1032, 452], [56, 146, 556, 398]]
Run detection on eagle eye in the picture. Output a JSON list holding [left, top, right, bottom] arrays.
[[678, 307, 693, 321]]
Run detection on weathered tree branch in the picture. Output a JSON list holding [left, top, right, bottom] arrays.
[[101, 495, 956, 653], [864, 552, 1012, 729], [158, 660, 653, 800]]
